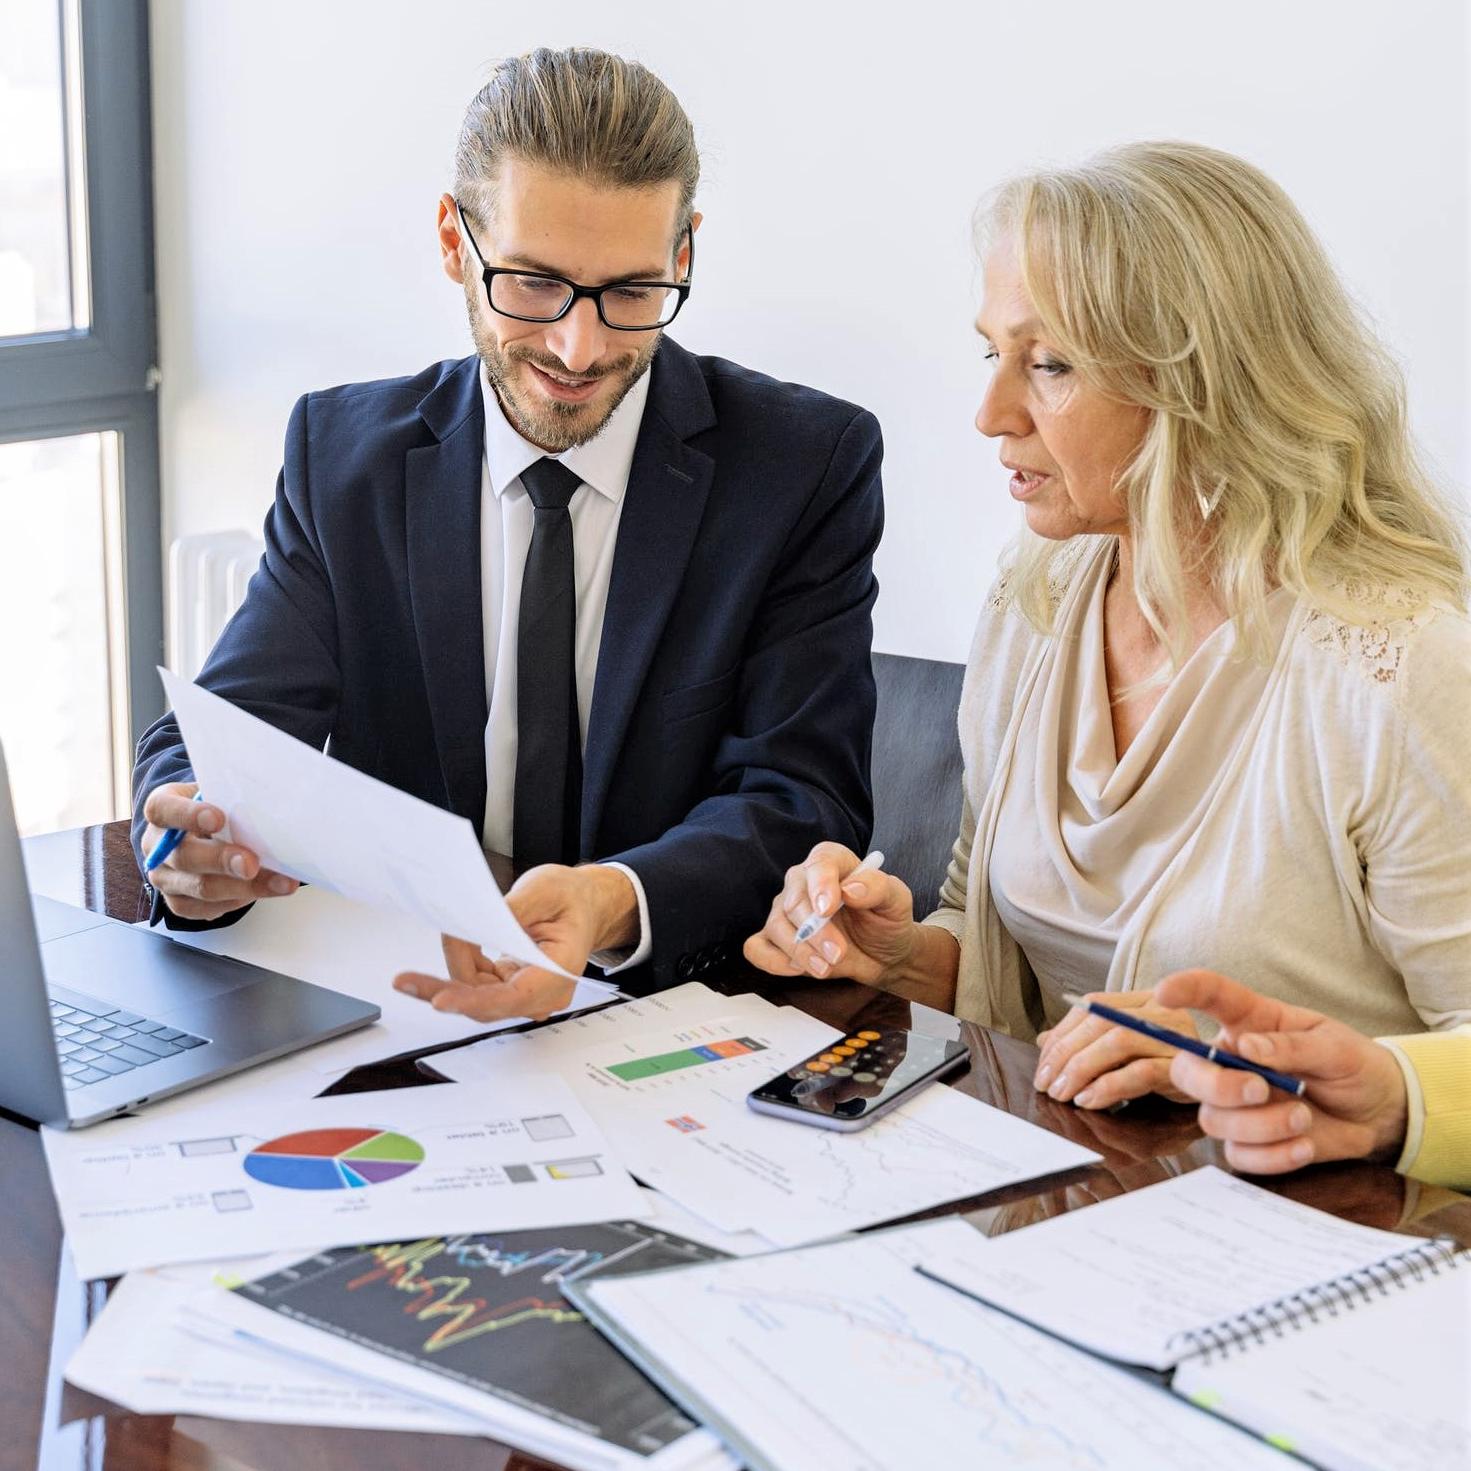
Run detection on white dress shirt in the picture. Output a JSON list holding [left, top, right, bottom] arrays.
[[478, 365, 653, 972]]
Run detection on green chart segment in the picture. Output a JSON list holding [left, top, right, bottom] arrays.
[[605, 1037, 767, 1082], [243, 1127, 425, 1191]]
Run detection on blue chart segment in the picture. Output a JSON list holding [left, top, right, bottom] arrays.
[[242, 1128, 425, 1191]]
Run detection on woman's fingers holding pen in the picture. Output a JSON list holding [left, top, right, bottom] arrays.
[[746, 849, 917, 987], [747, 889, 840, 979], [784, 842, 861, 926]]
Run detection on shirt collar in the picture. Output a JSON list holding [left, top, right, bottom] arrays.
[[479, 360, 652, 504]]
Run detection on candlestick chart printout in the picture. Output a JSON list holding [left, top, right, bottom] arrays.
[[232, 1221, 726, 1457]]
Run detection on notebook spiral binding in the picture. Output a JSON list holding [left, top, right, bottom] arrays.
[[1167, 1237, 1463, 1364]]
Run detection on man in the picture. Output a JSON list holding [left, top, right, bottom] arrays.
[[133, 47, 882, 1023]]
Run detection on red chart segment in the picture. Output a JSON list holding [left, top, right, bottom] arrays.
[[252, 1127, 381, 1157], [244, 1129, 425, 1191]]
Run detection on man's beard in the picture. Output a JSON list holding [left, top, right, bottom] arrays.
[[465, 280, 659, 451]]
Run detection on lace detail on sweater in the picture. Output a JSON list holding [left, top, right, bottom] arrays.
[[988, 539, 1100, 616], [1300, 584, 1437, 686]]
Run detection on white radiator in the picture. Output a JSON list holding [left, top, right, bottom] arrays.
[[166, 531, 265, 680]]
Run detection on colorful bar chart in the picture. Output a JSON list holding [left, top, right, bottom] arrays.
[[242, 1127, 425, 1191], [605, 1037, 767, 1083]]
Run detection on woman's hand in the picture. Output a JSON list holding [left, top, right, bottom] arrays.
[[743, 842, 919, 986], [1156, 969, 1409, 1174], [1034, 989, 1198, 1108]]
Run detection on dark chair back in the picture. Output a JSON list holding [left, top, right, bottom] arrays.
[[870, 652, 966, 915]]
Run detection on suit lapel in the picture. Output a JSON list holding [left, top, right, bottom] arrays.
[[582, 343, 716, 852], [405, 358, 489, 827]]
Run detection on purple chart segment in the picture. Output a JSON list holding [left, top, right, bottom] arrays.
[[346, 1159, 421, 1184]]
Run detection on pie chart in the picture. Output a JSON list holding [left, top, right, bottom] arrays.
[[242, 1127, 425, 1190]]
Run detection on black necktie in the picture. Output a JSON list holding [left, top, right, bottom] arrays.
[[513, 457, 584, 869]]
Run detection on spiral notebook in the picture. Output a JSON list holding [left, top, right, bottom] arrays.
[[918, 1166, 1470, 1471]]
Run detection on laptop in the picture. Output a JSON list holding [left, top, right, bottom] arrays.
[[0, 742, 380, 1128]]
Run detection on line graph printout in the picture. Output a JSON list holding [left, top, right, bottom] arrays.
[[42, 1077, 646, 1279], [574, 1221, 1295, 1471], [577, 1025, 1100, 1244], [229, 1223, 724, 1458]]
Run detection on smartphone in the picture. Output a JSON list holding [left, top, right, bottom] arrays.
[[746, 1027, 970, 1132]]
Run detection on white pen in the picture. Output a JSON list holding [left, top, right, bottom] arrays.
[[794, 850, 885, 946]]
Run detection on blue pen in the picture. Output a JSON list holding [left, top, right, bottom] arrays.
[[144, 791, 204, 873], [1062, 992, 1307, 1098]]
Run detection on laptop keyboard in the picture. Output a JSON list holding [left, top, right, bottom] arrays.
[[50, 995, 208, 1091]]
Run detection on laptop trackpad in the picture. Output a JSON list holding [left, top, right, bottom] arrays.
[[43, 921, 276, 1019]]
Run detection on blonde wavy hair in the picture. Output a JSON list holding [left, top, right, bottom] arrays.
[[979, 141, 1468, 663]]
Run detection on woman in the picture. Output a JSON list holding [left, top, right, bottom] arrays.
[[745, 141, 1471, 1109]]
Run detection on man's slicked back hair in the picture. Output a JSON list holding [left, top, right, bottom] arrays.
[[454, 47, 700, 241]]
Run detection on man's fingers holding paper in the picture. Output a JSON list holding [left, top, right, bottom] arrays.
[[395, 935, 575, 1022]]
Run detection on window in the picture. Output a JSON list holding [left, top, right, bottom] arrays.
[[0, 0, 159, 835]]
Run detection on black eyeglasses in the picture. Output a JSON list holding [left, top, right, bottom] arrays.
[[456, 201, 694, 331]]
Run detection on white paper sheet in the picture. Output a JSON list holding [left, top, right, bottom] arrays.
[[638, 1183, 779, 1257], [424, 981, 765, 1083], [918, 1166, 1416, 1370], [577, 1222, 1292, 1471], [162, 669, 612, 984], [42, 1076, 647, 1278], [158, 882, 621, 1075], [65, 1265, 487, 1432], [435, 992, 1102, 1244]]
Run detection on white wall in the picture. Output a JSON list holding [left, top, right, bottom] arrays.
[[150, 0, 1470, 663]]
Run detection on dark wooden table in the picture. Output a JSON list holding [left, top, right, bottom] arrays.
[[7, 823, 1469, 1471]]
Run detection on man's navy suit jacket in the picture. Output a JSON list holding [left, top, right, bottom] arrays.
[[132, 339, 883, 989]]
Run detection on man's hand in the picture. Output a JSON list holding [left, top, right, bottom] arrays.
[[1034, 989, 1198, 1108], [142, 781, 299, 921], [1156, 969, 1409, 1174], [393, 864, 639, 1024]]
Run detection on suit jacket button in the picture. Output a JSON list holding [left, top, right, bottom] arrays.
[[676, 955, 695, 980]]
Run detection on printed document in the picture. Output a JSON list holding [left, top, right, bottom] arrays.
[[62, 1187, 765, 1434], [65, 1260, 486, 1433], [574, 1221, 1291, 1471], [433, 989, 1101, 1243], [162, 669, 607, 983], [42, 1076, 646, 1278]]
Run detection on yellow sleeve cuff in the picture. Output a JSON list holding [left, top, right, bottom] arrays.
[[1378, 1030, 1471, 1191]]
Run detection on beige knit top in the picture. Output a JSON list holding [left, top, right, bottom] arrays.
[[922, 538, 1471, 1042]]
